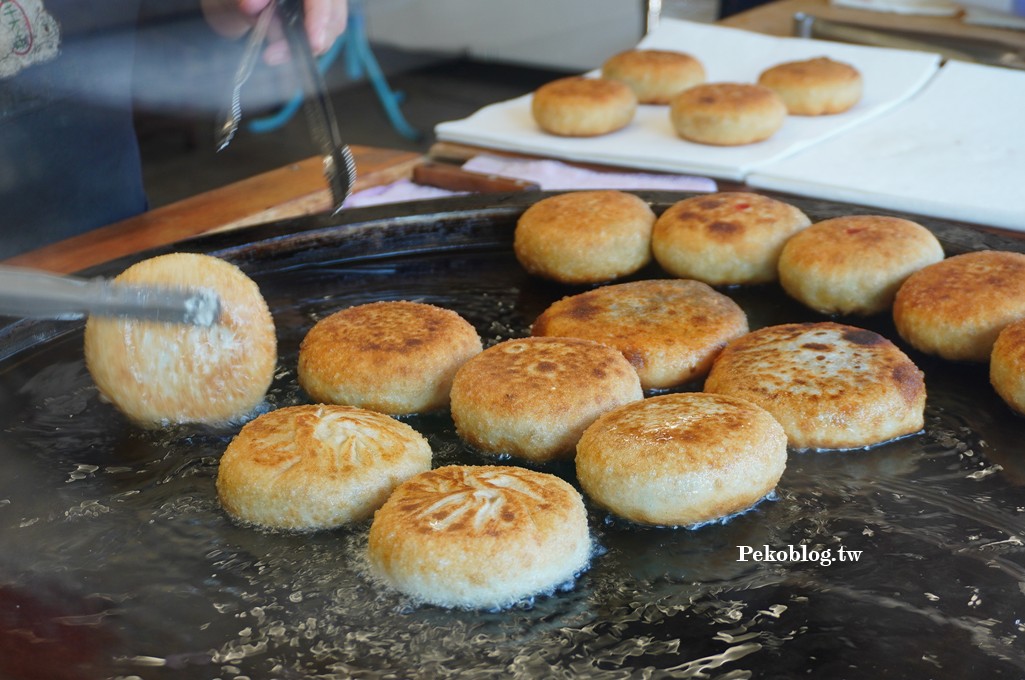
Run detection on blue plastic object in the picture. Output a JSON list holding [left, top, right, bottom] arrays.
[[249, 0, 421, 140]]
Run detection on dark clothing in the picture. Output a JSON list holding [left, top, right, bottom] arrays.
[[0, 0, 146, 260]]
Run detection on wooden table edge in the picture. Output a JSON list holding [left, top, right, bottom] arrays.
[[3, 145, 422, 274]]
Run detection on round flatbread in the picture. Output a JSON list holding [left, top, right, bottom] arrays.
[[704, 322, 926, 450], [84, 252, 276, 427], [368, 465, 591, 609], [450, 336, 643, 462], [670, 83, 786, 145], [217, 404, 432, 531], [532, 279, 748, 390], [893, 250, 1025, 362], [576, 392, 787, 526]]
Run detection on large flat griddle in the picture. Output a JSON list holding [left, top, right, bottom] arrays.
[[1, 192, 1024, 679]]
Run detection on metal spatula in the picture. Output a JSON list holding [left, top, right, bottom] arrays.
[[0, 266, 222, 327]]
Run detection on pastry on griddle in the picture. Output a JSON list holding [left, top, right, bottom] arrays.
[[217, 404, 431, 531], [704, 322, 926, 450], [652, 191, 811, 285], [367, 465, 591, 609], [531, 279, 748, 390], [778, 215, 944, 316], [669, 83, 786, 146], [449, 336, 642, 462], [83, 252, 276, 427], [991, 318, 1025, 415], [893, 250, 1025, 362], [575, 392, 787, 527], [601, 49, 706, 105], [758, 56, 863, 115], [531, 76, 637, 137], [298, 301, 482, 415], [514, 190, 655, 284]]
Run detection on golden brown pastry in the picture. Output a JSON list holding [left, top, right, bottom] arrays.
[[531, 76, 637, 137], [298, 301, 482, 415], [367, 465, 591, 609], [758, 56, 863, 115], [449, 336, 643, 462], [576, 392, 787, 527], [779, 215, 944, 316], [601, 49, 706, 105], [514, 190, 656, 284], [652, 191, 811, 285], [991, 318, 1025, 415], [217, 404, 432, 531], [83, 252, 276, 427], [893, 250, 1025, 362], [669, 83, 787, 146], [532, 279, 748, 390], [704, 322, 926, 450]]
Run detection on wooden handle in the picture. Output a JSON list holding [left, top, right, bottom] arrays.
[[412, 162, 540, 194]]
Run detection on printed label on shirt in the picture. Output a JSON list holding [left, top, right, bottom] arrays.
[[0, 0, 60, 78]]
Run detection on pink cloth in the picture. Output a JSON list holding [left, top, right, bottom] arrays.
[[342, 179, 466, 208], [462, 155, 717, 192], [342, 154, 716, 208]]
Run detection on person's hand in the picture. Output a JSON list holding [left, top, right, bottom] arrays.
[[202, 0, 348, 64]]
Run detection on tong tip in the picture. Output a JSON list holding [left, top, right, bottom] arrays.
[[182, 289, 222, 328]]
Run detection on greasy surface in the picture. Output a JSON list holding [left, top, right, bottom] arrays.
[[367, 465, 591, 609], [83, 253, 276, 427], [514, 190, 655, 284], [779, 215, 944, 315], [990, 318, 1025, 415], [758, 57, 863, 115], [2, 191, 1025, 679], [652, 191, 811, 285], [576, 393, 787, 526], [450, 336, 643, 461], [705, 322, 926, 449], [532, 278, 748, 389], [531, 76, 638, 137], [669, 83, 787, 145], [893, 250, 1025, 362], [601, 49, 707, 104], [216, 404, 432, 530], [297, 300, 482, 414]]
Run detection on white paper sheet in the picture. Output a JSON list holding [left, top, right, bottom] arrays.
[[748, 61, 1025, 232], [435, 19, 941, 181]]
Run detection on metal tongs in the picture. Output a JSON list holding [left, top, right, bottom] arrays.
[[0, 266, 221, 327], [216, 0, 356, 212], [793, 12, 1025, 70]]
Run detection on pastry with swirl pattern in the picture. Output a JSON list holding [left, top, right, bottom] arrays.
[[217, 404, 432, 531], [367, 465, 591, 609]]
